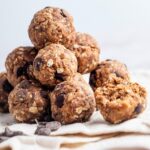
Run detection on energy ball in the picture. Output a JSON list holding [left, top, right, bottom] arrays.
[[5, 46, 37, 86], [89, 59, 130, 90], [95, 82, 147, 124], [65, 32, 100, 74], [8, 80, 49, 123], [28, 7, 75, 49], [0, 72, 13, 113], [33, 44, 77, 87], [50, 79, 95, 124]]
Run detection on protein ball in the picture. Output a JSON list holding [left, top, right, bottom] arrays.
[[65, 32, 100, 74], [50, 80, 95, 124], [5, 47, 37, 86], [28, 6, 75, 49], [0, 72, 13, 113], [8, 80, 49, 123], [95, 82, 147, 124], [89, 59, 130, 90], [33, 44, 77, 87]]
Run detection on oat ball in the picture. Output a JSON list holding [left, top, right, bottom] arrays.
[[8, 80, 49, 123], [0, 72, 13, 113], [33, 44, 77, 87], [50, 79, 95, 124], [95, 82, 147, 124], [65, 32, 100, 74], [28, 6, 75, 49], [5, 46, 37, 87], [89, 59, 130, 90]]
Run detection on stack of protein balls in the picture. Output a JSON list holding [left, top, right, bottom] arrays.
[[0, 6, 147, 125]]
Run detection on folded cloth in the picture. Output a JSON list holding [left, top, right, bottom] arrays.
[[0, 70, 150, 150]]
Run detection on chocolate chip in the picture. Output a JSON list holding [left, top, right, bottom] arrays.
[[89, 70, 96, 87], [60, 9, 67, 17], [106, 59, 112, 61], [1, 127, 24, 137], [56, 93, 65, 108], [2, 80, 13, 93], [114, 71, 123, 78], [35, 127, 51, 136], [19, 80, 30, 89], [0, 128, 25, 143], [16, 62, 32, 78], [34, 58, 44, 71], [134, 104, 143, 114], [45, 6, 51, 9], [46, 121, 61, 131], [40, 90, 49, 99], [4, 127, 14, 137], [55, 72, 64, 81]]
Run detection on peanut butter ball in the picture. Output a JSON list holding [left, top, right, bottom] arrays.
[[89, 59, 130, 90], [65, 32, 100, 74], [50, 77, 95, 124], [5, 46, 37, 86], [8, 80, 49, 123], [95, 82, 147, 124], [28, 7, 75, 49], [33, 44, 77, 87]]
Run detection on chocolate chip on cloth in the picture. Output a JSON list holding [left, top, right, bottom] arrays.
[[95, 82, 147, 124], [34, 120, 61, 136], [89, 59, 130, 90], [5, 46, 38, 86], [65, 32, 100, 74], [0, 72, 13, 113], [0, 127, 25, 143], [8, 80, 50, 123], [50, 78, 95, 124], [28, 6, 75, 49], [33, 44, 78, 86]]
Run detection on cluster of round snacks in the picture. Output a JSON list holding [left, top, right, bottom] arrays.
[[90, 60, 147, 124], [0, 6, 147, 127], [0, 6, 97, 125]]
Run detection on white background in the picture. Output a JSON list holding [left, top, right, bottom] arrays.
[[0, 0, 150, 71]]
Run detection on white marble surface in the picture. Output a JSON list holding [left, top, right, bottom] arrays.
[[0, 0, 150, 71]]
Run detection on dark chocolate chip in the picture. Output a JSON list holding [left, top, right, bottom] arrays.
[[134, 104, 143, 114], [16, 62, 32, 78], [89, 70, 96, 87], [46, 121, 61, 131], [114, 71, 123, 78], [35, 127, 51, 136], [0, 128, 25, 143], [2, 80, 13, 93], [106, 59, 112, 61], [40, 90, 49, 99], [45, 6, 51, 9], [55, 72, 64, 81], [60, 9, 67, 17], [4, 127, 14, 137], [34, 58, 44, 71], [56, 93, 65, 108], [19, 80, 30, 89]]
